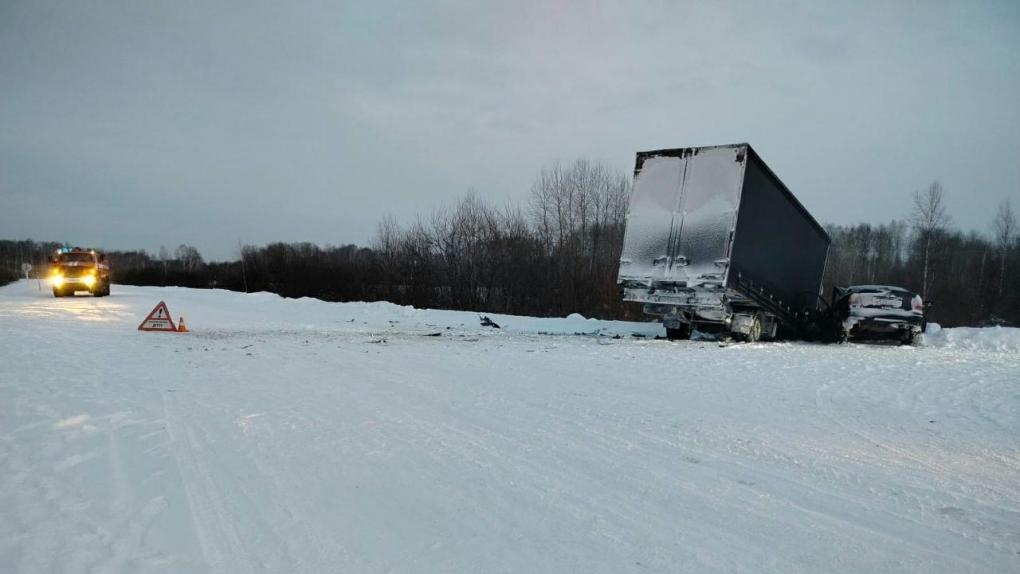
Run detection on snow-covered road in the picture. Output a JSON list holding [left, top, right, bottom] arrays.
[[1, 281, 1018, 573]]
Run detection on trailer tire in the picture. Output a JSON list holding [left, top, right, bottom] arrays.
[[746, 313, 764, 343]]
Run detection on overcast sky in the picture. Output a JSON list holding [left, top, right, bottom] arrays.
[[2, 0, 1017, 260]]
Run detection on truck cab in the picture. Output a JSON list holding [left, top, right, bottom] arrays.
[[49, 248, 111, 297]]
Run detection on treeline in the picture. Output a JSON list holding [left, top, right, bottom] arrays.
[[1, 167, 1016, 327]]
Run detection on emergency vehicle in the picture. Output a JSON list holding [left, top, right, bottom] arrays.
[[49, 248, 111, 297]]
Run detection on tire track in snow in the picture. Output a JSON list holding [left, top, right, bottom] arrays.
[[813, 376, 1020, 562], [162, 392, 257, 574], [214, 362, 355, 572], [814, 376, 1017, 502]]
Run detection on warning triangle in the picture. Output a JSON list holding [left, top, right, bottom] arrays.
[[138, 301, 178, 332]]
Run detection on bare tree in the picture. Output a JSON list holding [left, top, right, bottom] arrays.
[[992, 199, 1016, 296], [528, 159, 630, 313], [373, 213, 401, 296], [174, 244, 204, 272], [910, 181, 950, 299], [237, 240, 249, 293]]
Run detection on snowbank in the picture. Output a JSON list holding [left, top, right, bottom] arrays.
[[920, 324, 1020, 352]]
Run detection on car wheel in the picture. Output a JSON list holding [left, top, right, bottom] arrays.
[[900, 330, 915, 346], [837, 327, 849, 343]]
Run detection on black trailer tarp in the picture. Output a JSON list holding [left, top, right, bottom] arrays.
[[727, 147, 830, 314]]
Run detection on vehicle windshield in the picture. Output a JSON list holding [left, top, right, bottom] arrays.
[[57, 252, 95, 263]]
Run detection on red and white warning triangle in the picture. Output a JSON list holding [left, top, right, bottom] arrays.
[[138, 301, 178, 332]]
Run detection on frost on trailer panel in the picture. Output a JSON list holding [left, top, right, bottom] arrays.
[[617, 156, 684, 284], [617, 145, 746, 289], [672, 146, 745, 286]]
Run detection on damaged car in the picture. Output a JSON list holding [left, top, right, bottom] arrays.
[[832, 285, 925, 344]]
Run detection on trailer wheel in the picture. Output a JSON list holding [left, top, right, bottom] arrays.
[[746, 313, 763, 343], [666, 324, 690, 341]]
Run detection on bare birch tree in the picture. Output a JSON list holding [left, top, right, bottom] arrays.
[[992, 199, 1016, 296], [911, 181, 950, 299]]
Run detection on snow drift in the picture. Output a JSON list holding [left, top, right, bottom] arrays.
[[921, 323, 1020, 352]]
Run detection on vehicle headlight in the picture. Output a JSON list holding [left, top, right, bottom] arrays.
[[83, 275, 96, 287], [52, 274, 64, 287]]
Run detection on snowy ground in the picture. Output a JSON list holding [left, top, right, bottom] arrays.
[[1, 280, 1018, 573]]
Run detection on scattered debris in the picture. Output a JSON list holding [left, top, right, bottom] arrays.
[[480, 316, 501, 329], [424, 332, 442, 337]]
